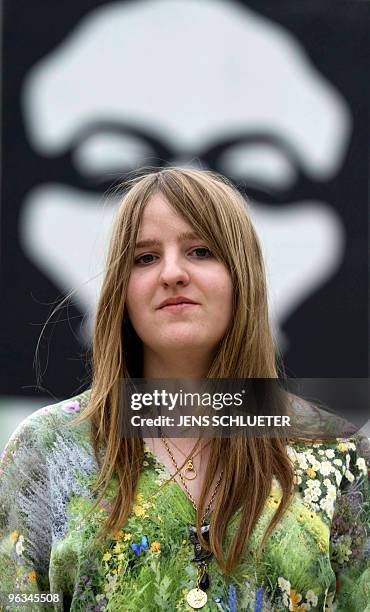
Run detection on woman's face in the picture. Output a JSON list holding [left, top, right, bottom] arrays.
[[126, 193, 233, 360]]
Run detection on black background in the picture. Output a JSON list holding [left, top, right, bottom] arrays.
[[1, 0, 369, 399]]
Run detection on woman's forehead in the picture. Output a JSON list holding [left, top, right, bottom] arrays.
[[137, 193, 195, 236]]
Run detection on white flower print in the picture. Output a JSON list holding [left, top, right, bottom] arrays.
[[319, 461, 333, 476], [356, 457, 367, 476], [324, 591, 335, 611], [325, 488, 336, 502], [320, 497, 335, 518], [297, 453, 309, 470], [306, 590, 318, 606], [282, 592, 290, 608], [286, 447, 298, 462], [307, 456, 321, 471], [334, 469, 342, 486], [278, 576, 291, 592], [306, 479, 321, 489]]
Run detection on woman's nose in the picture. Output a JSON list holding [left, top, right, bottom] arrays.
[[159, 254, 190, 287]]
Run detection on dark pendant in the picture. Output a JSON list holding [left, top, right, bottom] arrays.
[[199, 570, 210, 591], [188, 524, 213, 563]]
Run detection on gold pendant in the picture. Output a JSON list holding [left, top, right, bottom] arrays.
[[186, 588, 208, 609], [184, 460, 197, 480]]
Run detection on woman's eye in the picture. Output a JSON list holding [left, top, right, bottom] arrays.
[[135, 253, 157, 265], [191, 247, 213, 258]]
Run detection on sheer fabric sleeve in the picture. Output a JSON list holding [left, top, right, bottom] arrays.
[[329, 435, 370, 612], [0, 410, 53, 608]]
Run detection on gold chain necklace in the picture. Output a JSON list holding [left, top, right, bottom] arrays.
[[165, 438, 211, 481], [160, 436, 222, 519], [160, 436, 223, 609]]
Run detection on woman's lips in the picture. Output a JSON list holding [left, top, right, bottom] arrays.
[[159, 303, 199, 312]]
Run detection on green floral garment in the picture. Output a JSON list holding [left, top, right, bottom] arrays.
[[0, 390, 369, 611]]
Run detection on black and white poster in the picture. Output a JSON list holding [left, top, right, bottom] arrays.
[[1, 0, 369, 399]]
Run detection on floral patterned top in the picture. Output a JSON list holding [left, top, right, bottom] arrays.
[[0, 390, 369, 611]]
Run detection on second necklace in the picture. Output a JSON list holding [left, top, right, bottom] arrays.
[[167, 438, 211, 480], [161, 436, 223, 610]]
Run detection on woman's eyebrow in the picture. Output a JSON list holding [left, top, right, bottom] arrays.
[[135, 232, 200, 250]]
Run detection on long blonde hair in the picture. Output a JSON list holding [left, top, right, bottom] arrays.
[[77, 167, 294, 573]]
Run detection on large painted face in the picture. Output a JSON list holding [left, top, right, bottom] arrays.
[[126, 193, 233, 359], [20, 0, 350, 350]]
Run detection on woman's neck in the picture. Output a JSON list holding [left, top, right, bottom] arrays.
[[143, 348, 212, 379]]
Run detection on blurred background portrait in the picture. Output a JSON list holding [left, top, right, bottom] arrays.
[[1, 0, 369, 447]]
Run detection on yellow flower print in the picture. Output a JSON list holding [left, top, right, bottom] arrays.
[[117, 553, 124, 561], [113, 529, 124, 540], [306, 468, 316, 478], [28, 571, 37, 583], [267, 497, 276, 509], [133, 504, 146, 517], [103, 552, 112, 561], [319, 540, 328, 552], [150, 541, 161, 552], [123, 532, 132, 541], [336, 443, 348, 452], [290, 589, 302, 607], [113, 543, 123, 553], [10, 530, 19, 543]]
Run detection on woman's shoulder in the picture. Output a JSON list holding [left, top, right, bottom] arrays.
[[0, 389, 93, 468], [287, 393, 370, 456]]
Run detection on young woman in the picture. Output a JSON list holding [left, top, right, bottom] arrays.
[[0, 168, 368, 611]]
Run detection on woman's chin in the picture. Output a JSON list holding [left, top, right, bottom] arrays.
[[157, 331, 210, 353]]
